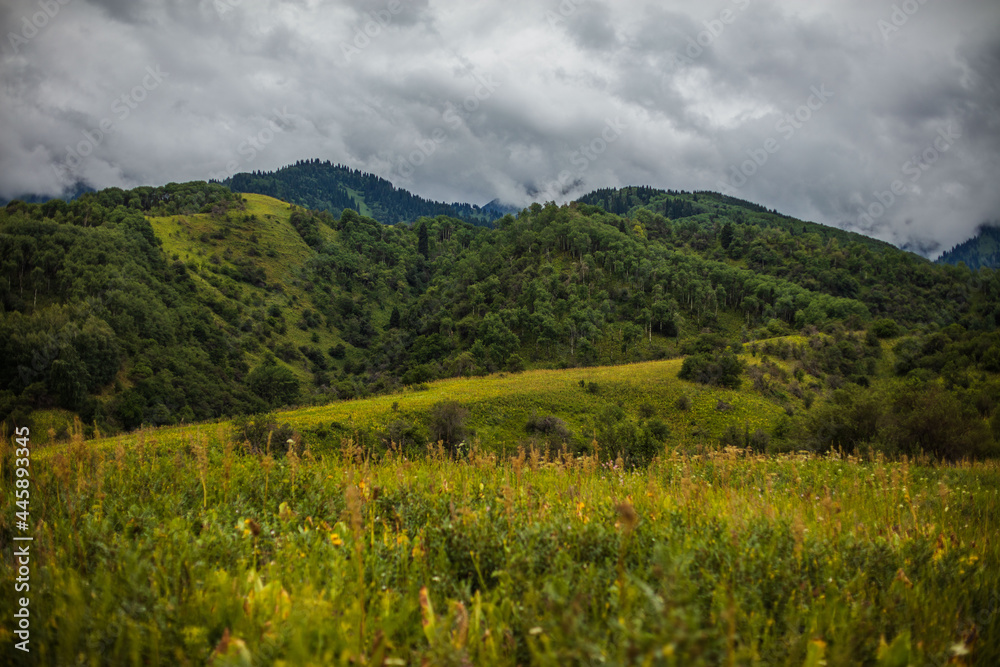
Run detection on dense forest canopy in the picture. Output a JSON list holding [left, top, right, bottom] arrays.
[[2, 180, 999, 457], [221, 160, 504, 227], [936, 223, 1000, 270]]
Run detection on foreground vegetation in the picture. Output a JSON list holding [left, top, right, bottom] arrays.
[[2, 422, 998, 665]]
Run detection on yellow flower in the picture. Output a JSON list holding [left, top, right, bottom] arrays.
[[330, 532, 343, 546]]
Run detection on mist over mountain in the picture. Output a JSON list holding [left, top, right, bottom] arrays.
[[3, 0, 998, 254]]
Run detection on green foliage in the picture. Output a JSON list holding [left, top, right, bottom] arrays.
[[224, 160, 503, 226], [247, 359, 300, 408], [232, 412, 296, 455], [720, 221, 734, 249], [428, 400, 470, 449], [936, 224, 1000, 269], [525, 413, 573, 445], [797, 381, 997, 459], [6, 177, 1000, 460], [678, 351, 745, 389], [15, 427, 995, 665], [871, 318, 901, 338], [0, 185, 263, 432], [380, 418, 427, 453], [417, 220, 429, 258]]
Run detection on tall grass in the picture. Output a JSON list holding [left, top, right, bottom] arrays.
[[2, 427, 998, 665]]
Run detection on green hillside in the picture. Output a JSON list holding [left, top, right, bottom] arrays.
[[4, 177, 1000, 664], [578, 186, 902, 254], [2, 179, 999, 459], [222, 160, 504, 227]]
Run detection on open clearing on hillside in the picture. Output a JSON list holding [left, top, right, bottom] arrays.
[[291, 359, 788, 448], [90, 359, 793, 456]]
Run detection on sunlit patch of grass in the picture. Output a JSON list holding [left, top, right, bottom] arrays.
[[146, 193, 341, 382]]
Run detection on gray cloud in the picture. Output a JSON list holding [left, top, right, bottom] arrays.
[[1, 0, 998, 256]]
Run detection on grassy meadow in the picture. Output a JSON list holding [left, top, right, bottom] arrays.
[[3, 362, 999, 665], [287, 358, 790, 451]]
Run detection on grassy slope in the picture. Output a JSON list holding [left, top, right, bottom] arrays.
[[148, 193, 341, 383], [294, 359, 788, 449], [79, 358, 796, 457]]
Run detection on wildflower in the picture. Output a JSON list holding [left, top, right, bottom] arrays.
[[330, 532, 343, 546]]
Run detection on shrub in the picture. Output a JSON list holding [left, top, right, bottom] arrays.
[[885, 383, 994, 460], [525, 414, 572, 444], [797, 382, 996, 460], [506, 354, 525, 373], [428, 401, 469, 450], [871, 318, 901, 339], [381, 419, 427, 454], [678, 351, 745, 389], [647, 418, 670, 442], [748, 429, 770, 453], [232, 413, 296, 456], [246, 359, 300, 407], [680, 333, 731, 355], [720, 424, 743, 448], [597, 417, 659, 467]]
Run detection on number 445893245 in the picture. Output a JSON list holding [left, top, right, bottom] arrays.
[[14, 426, 30, 528]]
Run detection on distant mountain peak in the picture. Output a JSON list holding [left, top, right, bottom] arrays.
[[221, 160, 504, 227], [482, 199, 520, 216], [0, 182, 95, 207], [936, 222, 1000, 269]]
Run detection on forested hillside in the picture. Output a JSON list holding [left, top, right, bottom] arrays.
[[937, 224, 1000, 270], [2, 181, 999, 457], [221, 160, 503, 227]]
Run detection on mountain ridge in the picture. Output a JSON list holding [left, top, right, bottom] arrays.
[[3, 179, 999, 447], [219, 160, 508, 227], [936, 223, 1000, 269]]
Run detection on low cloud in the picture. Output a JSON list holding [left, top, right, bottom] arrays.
[[1, 0, 998, 255]]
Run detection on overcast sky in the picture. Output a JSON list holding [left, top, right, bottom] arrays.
[[1, 0, 998, 256]]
